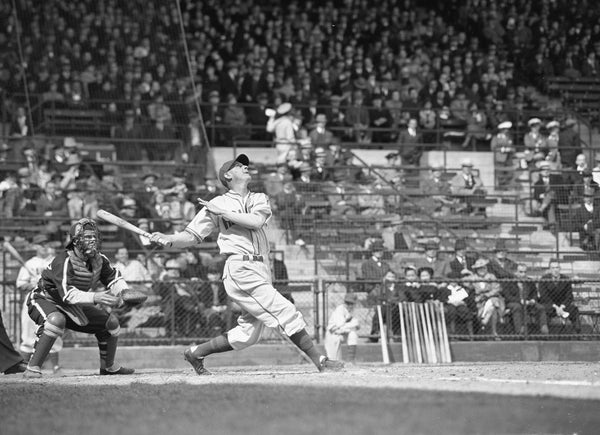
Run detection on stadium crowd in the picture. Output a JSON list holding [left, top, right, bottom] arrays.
[[1, 0, 600, 341]]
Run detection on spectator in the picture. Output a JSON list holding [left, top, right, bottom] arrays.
[[487, 239, 518, 278], [219, 61, 240, 98], [301, 94, 320, 130], [269, 244, 293, 303], [445, 239, 476, 278], [504, 263, 549, 335], [223, 93, 250, 147], [558, 118, 581, 169], [147, 94, 172, 124], [266, 102, 297, 166], [531, 161, 561, 229], [345, 90, 371, 144], [572, 190, 600, 251], [397, 118, 423, 166], [445, 275, 475, 336], [464, 258, 505, 340], [10, 106, 31, 137], [35, 180, 68, 226], [369, 270, 401, 342], [203, 90, 225, 147], [369, 94, 393, 143], [523, 118, 548, 165], [308, 114, 336, 149], [462, 102, 488, 150], [415, 241, 446, 281], [145, 114, 177, 161], [538, 259, 581, 333], [418, 100, 437, 144], [324, 293, 360, 363], [197, 265, 228, 337], [113, 109, 145, 163], [571, 171, 600, 203], [246, 92, 271, 141], [545, 120, 561, 164], [420, 164, 456, 216], [449, 158, 486, 215]]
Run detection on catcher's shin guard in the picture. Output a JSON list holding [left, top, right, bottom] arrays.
[[28, 312, 65, 370]]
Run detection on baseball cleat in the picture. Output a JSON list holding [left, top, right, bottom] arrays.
[[184, 348, 212, 375], [318, 357, 344, 372], [23, 366, 42, 378], [99, 366, 135, 375]]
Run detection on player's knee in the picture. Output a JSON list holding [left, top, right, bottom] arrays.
[[44, 312, 66, 338], [105, 314, 120, 336]]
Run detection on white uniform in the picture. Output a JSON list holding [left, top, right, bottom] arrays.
[[184, 190, 306, 349], [324, 303, 359, 360], [16, 256, 63, 354]]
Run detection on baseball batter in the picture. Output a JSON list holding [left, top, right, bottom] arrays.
[[150, 154, 343, 374]]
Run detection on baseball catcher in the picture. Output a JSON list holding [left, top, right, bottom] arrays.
[[23, 218, 140, 378]]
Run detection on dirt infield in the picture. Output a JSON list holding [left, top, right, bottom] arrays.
[[2, 362, 600, 435]]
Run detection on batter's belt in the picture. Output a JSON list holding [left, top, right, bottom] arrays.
[[226, 254, 265, 262]]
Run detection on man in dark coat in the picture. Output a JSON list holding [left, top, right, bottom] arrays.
[[558, 118, 581, 169], [538, 259, 581, 333], [503, 263, 549, 334]]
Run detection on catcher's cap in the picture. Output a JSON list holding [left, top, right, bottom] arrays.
[[219, 154, 250, 187], [344, 293, 358, 304]]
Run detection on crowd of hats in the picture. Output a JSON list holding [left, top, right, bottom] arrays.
[[2, 0, 595, 141]]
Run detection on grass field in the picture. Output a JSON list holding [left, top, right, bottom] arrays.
[[2, 363, 600, 435]]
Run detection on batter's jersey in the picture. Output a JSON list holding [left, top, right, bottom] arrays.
[[184, 190, 272, 256]]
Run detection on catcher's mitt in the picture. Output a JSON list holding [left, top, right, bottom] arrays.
[[120, 289, 148, 306]]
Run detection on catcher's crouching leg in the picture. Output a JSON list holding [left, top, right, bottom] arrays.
[[97, 314, 134, 375], [25, 312, 66, 378]]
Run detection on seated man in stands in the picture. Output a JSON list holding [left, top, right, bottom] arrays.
[[444, 239, 476, 278], [416, 241, 447, 281], [571, 170, 600, 204], [572, 189, 600, 251], [504, 263, 549, 335], [538, 259, 581, 333], [463, 258, 504, 340], [420, 164, 456, 216], [531, 161, 561, 229], [449, 158, 486, 216]]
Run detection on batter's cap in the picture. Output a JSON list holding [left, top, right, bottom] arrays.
[[218, 154, 250, 187]]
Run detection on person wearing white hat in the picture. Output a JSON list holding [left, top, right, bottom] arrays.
[[449, 159, 486, 215], [523, 117, 547, 166], [266, 102, 297, 165], [463, 258, 505, 340], [491, 120, 516, 187]]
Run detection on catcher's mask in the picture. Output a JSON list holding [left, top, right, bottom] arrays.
[[66, 218, 100, 259]]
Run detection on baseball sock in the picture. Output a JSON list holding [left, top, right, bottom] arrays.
[[190, 334, 233, 358], [289, 329, 322, 367]]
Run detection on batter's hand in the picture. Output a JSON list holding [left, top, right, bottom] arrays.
[[149, 232, 171, 246], [93, 291, 121, 307], [197, 198, 225, 215]]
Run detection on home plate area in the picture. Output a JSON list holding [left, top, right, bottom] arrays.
[[2, 362, 600, 435]]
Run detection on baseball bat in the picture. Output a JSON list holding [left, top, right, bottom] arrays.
[[422, 303, 437, 364], [376, 305, 390, 364], [398, 303, 409, 363], [410, 303, 423, 363], [2, 240, 36, 276], [96, 209, 172, 247], [438, 301, 452, 363]]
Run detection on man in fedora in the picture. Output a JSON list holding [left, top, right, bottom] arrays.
[[450, 158, 486, 215], [572, 188, 600, 250], [445, 238, 475, 278], [324, 293, 360, 363], [308, 113, 335, 148]]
